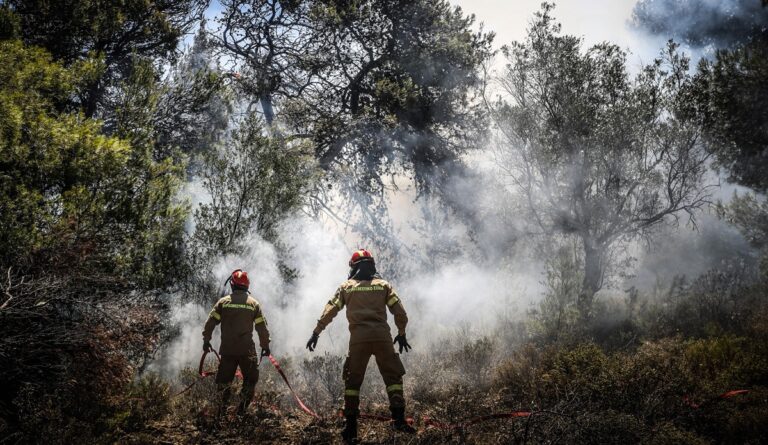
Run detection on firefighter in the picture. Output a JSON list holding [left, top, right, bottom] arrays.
[[306, 249, 416, 443], [202, 269, 271, 417]]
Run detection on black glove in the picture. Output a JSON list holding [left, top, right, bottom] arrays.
[[306, 332, 319, 352], [203, 339, 212, 353], [393, 334, 411, 353], [261, 348, 270, 357]]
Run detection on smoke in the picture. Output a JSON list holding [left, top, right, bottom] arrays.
[[627, 211, 759, 291], [631, 0, 768, 49], [152, 153, 761, 383], [151, 121, 762, 381], [148, 2, 764, 381], [149, 160, 547, 378]]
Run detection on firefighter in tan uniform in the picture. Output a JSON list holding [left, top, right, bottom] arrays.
[[202, 269, 271, 416], [306, 250, 416, 443]]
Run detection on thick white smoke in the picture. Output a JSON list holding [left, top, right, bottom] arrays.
[[150, 170, 548, 378], [151, 173, 759, 382], [149, 2, 763, 377]]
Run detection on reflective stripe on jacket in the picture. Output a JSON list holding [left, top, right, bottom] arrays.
[[202, 289, 270, 355], [314, 278, 408, 344]]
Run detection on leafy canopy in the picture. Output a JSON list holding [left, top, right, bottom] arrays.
[[0, 41, 186, 288]]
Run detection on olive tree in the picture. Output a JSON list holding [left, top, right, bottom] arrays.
[[493, 5, 712, 316]]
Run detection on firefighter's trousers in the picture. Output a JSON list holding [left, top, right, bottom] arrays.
[[343, 340, 406, 416], [215, 353, 259, 409]]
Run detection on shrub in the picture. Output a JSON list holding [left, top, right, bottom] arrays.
[[493, 334, 768, 444]]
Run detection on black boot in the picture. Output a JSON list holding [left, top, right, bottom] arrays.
[[217, 386, 231, 419], [237, 386, 253, 416], [391, 407, 416, 433], [341, 414, 358, 444], [236, 399, 248, 416]]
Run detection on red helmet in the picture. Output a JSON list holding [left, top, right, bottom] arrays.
[[230, 269, 249, 288], [349, 249, 374, 267]]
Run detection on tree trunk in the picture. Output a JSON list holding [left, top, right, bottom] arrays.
[[84, 79, 103, 119], [579, 237, 603, 319], [259, 93, 275, 128]]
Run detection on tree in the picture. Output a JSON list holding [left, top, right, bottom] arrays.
[[531, 243, 584, 342], [187, 114, 312, 300], [631, 0, 768, 49], [213, 0, 493, 261], [292, 0, 492, 189], [193, 115, 311, 253], [0, 40, 186, 439], [153, 20, 233, 165], [727, 194, 768, 251], [691, 36, 768, 192], [632, 0, 768, 192], [297, 0, 493, 256], [216, 0, 318, 128], [5, 0, 208, 117], [0, 41, 186, 285], [493, 5, 711, 316], [0, 4, 20, 40], [215, 0, 492, 191]]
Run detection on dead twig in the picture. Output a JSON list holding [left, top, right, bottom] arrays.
[[1, 267, 25, 310]]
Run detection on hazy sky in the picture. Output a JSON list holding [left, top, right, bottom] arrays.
[[451, 0, 671, 69]]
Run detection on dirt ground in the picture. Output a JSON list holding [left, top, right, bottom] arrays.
[[121, 408, 496, 444]]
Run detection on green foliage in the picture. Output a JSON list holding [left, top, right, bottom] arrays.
[[185, 114, 312, 300], [487, 254, 768, 443], [727, 193, 768, 251], [110, 374, 172, 434], [0, 39, 187, 442], [637, 264, 763, 340], [304, 0, 493, 182], [3, 2, 768, 443], [529, 243, 584, 342], [0, 41, 123, 266], [220, 0, 493, 253], [0, 41, 187, 286], [494, 335, 768, 444], [6, 0, 207, 116], [193, 115, 312, 255], [631, 0, 768, 48], [154, 23, 232, 165], [6, 0, 201, 63], [0, 5, 20, 40], [693, 37, 768, 192]]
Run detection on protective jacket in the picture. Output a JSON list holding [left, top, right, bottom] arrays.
[[313, 277, 408, 344], [202, 289, 270, 356]]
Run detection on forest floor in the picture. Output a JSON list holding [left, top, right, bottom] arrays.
[[121, 402, 500, 444], [113, 333, 768, 445]]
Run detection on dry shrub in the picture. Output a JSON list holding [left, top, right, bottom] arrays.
[[493, 332, 768, 444], [0, 273, 173, 444], [455, 336, 496, 382], [300, 352, 344, 408]]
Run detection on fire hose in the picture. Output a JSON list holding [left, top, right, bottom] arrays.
[[174, 351, 750, 432], [266, 353, 320, 419], [170, 349, 240, 398]]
